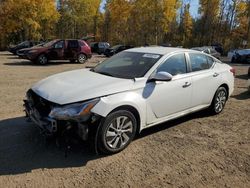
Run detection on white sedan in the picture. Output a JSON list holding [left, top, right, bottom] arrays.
[[24, 47, 235, 154]]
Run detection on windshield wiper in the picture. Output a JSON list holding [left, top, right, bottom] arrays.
[[97, 71, 114, 77], [91, 69, 132, 79]]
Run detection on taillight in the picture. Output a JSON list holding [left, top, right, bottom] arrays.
[[230, 68, 236, 77]]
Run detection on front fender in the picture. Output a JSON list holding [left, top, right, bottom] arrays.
[[91, 91, 147, 132]]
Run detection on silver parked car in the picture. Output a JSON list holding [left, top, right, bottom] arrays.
[[192, 47, 221, 59]]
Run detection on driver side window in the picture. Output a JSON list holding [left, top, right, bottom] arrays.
[[54, 40, 64, 49], [157, 53, 187, 76]]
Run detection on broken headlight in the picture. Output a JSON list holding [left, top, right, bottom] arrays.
[[49, 98, 99, 120]]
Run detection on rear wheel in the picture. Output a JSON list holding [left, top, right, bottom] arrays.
[[97, 110, 137, 154], [37, 54, 48, 65], [210, 87, 228, 114], [77, 53, 87, 64]]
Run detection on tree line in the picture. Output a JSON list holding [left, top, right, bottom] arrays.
[[0, 0, 250, 52]]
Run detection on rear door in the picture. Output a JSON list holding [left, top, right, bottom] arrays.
[[187, 53, 221, 107], [64, 40, 80, 59]]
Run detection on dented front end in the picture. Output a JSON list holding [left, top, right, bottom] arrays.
[[24, 89, 100, 140]]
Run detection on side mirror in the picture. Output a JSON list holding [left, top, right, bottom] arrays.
[[149, 71, 173, 82]]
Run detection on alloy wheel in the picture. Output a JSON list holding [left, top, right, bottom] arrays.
[[78, 54, 86, 64], [38, 55, 47, 65], [215, 90, 227, 113], [105, 116, 133, 149]]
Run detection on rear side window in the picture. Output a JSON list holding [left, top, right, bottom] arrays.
[[157, 53, 187, 76], [79, 41, 86, 47], [68, 40, 79, 48], [189, 53, 210, 72]]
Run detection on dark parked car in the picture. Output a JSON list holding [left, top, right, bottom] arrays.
[[231, 49, 250, 64], [211, 44, 224, 55], [104, 45, 133, 57], [17, 43, 45, 58], [9, 41, 41, 55], [18, 39, 92, 65], [191, 47, 221, 59], [90, 42, 110, 54]]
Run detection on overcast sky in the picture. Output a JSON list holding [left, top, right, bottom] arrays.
[[100, 0, 199, 18]]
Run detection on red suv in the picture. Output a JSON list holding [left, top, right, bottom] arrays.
[[18, 39, 92, 65]]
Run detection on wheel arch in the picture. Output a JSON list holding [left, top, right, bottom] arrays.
[[210, 83, 230, 107], [107, 105, 141, 135], [37, 52, 48, 58], [219, 83, 229, 99], [78, 52, 87, 58]]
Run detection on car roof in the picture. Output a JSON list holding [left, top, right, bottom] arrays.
[[126, 46, 195, 55]]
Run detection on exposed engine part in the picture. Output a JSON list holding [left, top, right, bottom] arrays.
[[78, 124, 89, 140]]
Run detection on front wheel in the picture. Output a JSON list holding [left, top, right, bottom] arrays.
[[37, 54, 48, 65], [210, 87, 228, 114], [97, 110, 137, 154], [77, 53, 87, 64]]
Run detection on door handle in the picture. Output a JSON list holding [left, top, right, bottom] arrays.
[[182, 82, 191, 88], [213, 72, 219, 77]]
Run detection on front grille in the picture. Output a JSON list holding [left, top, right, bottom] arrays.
[[27, 89, 54, 116]]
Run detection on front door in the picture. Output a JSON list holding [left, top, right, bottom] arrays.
[[145, 53, 192, 124], [49, 40, 65, 60]]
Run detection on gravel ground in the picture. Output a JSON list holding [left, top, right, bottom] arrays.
[[0, 51, 249, 188]]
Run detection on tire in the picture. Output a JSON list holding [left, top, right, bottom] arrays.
[[210, 87, 228, 114], [37, 54, 48, 65], [231, 57, 235, 63], [97, 110, 137, 154], [248, 67, 250, 78], [77, 53, 87, 64]]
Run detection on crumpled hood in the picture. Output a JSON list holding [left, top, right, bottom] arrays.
[[32, 69, 136, 105]]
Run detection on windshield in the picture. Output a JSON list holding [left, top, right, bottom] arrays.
[[93, 51, 162, 79], [18, 41, 29, 46], [42, 40, 58, 47], [238, 49, 250, 55]]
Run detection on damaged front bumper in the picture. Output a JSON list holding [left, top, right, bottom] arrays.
[[23, 91, 100, 140], [24, 99, 58, 134]]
